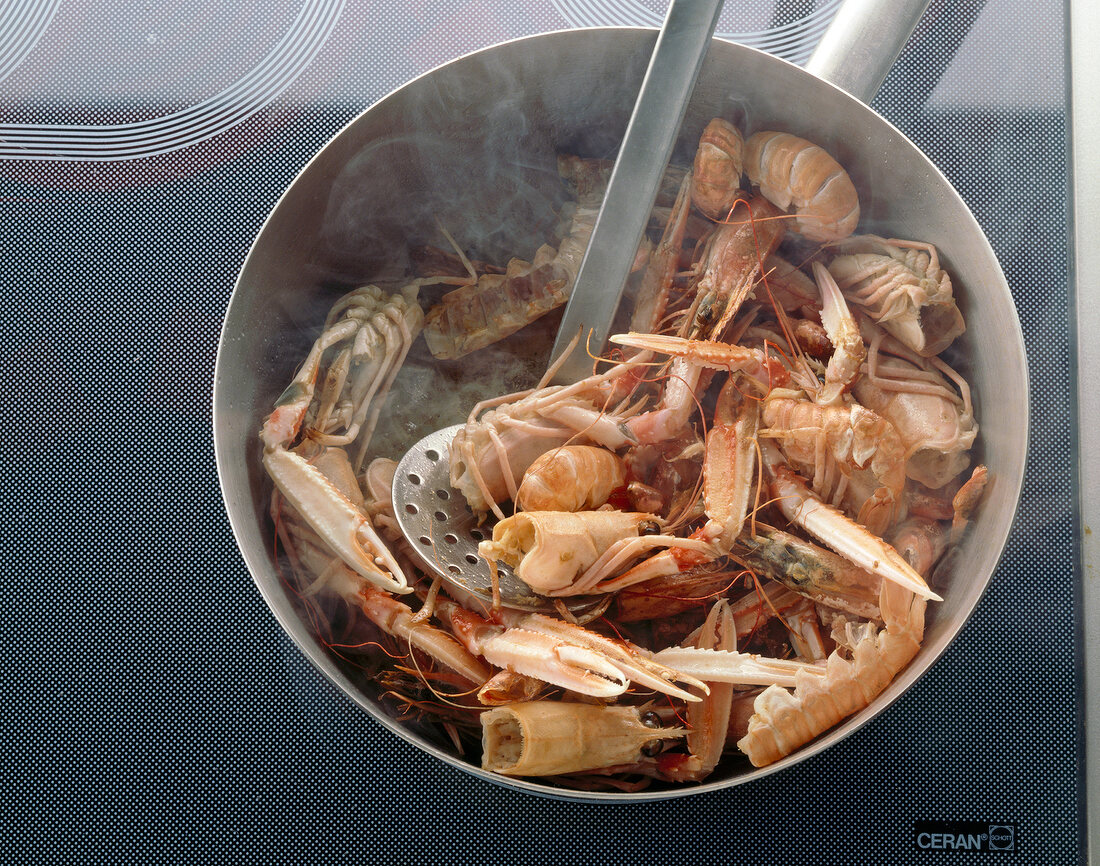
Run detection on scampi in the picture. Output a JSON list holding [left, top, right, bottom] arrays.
[[260, 117, 985, 792]]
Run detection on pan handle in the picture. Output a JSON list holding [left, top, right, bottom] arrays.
[[805, 0, 932, 104]]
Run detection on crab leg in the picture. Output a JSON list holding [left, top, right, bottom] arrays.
[[558, 534, 714, 596], [651, 646, 825, 688], [654, 599, 736, 783], [476, 670, 546, 706], [700, 377, 759, 551], [352, 302, 422, 469], [349, 582, 492, 685], [261, 286, 426, 596], [287, 553, 491, 686], [813, 260, 865, 406], [515, 614, 708, 699], [260, 318, 358, 451], [624, 357, 708, 444], [478, 510, 712, 597], [783, 597, 829, 661], [477, 627, 637, 698], [610, 331, 788, 393]]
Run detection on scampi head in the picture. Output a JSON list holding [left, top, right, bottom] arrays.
[[741, 533, 822, 590], [481, 702, 685, 777]]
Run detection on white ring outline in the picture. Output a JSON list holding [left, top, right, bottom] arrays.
[[550, 0, 842, 62], [0, 0, 345, 161], [0, 0, 60, 86]]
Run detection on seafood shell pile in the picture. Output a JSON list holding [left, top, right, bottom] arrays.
[[259, 118, 986, 791]]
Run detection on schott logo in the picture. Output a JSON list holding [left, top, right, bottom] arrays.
[[988, 825, 1016, 850], [914, 821, 1016, 853]]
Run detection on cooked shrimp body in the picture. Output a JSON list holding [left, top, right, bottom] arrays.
[[450, 363, 641, 518], [422, 205, 595, 360], [478, 509, 712, 597], [827, 236, 965, 357], [744, 131, 860, 242], [687, 195, 786, 338], [691, 118, 745, 220], [761, 388, 906, 503], [261, 285, 423, 595], [855, 320, 977, 489], [516, 445, 626, 512], [736, 580, 925, 767]]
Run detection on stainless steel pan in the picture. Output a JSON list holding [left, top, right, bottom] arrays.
[[214, 5, 1028, 801]]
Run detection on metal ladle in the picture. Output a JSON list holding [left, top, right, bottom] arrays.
[[391, 0, 724, 611]]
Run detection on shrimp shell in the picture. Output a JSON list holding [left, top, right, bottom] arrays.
[[422, 209, 592, 360], [852, 332, 977, 489], [691, 118, 745, 220], [478, 510, 655, 595], [762, 388, 906, 500], [737, 581, 924, 767], [516, 445, 626, 512], [828, 236, 965, 357], [744, 131, 860, 242], [739, 528, 882, 621]]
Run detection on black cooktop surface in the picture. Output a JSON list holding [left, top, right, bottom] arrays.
[[0, 1, 1079, 863]]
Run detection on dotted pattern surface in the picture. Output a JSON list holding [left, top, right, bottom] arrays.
[[0, 1, 1081, 863]]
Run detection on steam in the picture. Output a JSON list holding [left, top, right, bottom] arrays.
[[318, 50, 578, 285], [303, 36, 658, 458], [299, 30, 936, 462]]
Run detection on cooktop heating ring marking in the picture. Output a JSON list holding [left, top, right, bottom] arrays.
[[0, 0, 344, 161], [551, 0, 842, 63], [0, 0, 60, 86]]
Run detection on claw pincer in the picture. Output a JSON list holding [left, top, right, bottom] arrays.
[[437, 603, 707, 702], [263, 447, 409, 593]]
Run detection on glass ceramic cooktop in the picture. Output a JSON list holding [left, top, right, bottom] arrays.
[[0, 1, 1083, 863]]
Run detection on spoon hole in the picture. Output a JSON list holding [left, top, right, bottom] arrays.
[[444, 533, 458, 544], [447, 564, 461, 575], [470, 529, 484, 541], [435, 489, 450, 500], [418, 536, 431, 546], [405, 503, 418, 515], [425, 449, 440, 462], [465, 554, 478, 565], [434, 511, 447, 522], [407, 473, 421, 485]]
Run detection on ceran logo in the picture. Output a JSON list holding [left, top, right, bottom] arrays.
[[914, 821, 1017, 852]]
